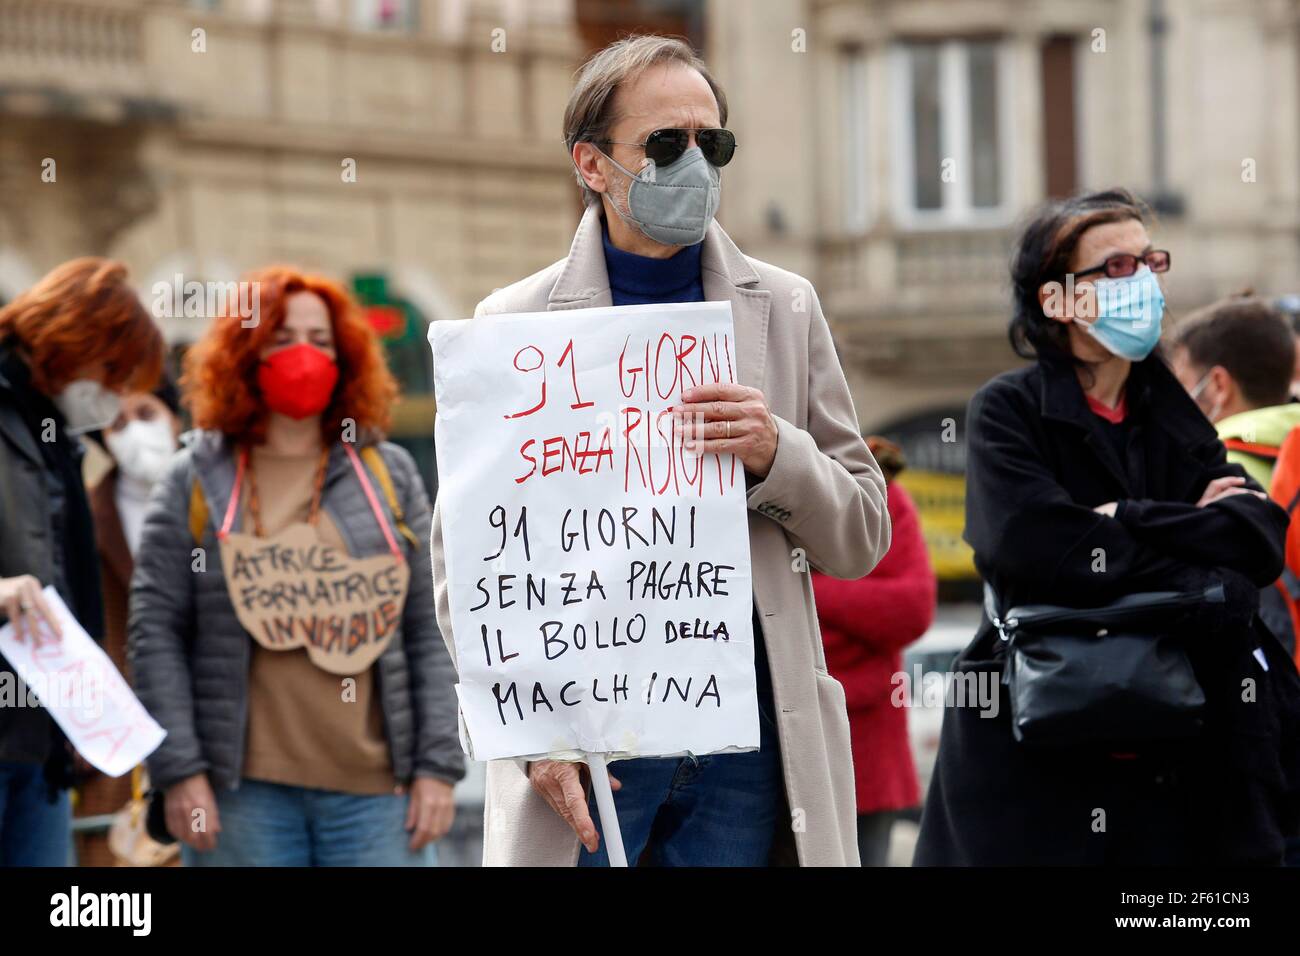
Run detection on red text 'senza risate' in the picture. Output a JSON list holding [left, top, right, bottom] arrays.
[[503, 331, 740, 497]]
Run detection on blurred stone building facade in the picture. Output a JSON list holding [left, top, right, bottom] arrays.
[[0, 0, 584, 479], [707, 0, 1300, 583]]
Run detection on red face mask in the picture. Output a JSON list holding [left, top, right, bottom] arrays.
[[257, 343, 339, 420]]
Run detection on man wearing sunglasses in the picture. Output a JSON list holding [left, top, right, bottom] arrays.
[[430, 35, 889, 869]]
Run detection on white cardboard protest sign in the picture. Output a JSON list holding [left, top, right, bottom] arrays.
[[430, 301, 758, 763], [0, 587, 166, 777]]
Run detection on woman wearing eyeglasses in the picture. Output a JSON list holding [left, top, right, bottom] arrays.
[[914, 188, 1300, 866]]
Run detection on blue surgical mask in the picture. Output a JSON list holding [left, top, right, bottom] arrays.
[[1073, 266, 1166, 361]]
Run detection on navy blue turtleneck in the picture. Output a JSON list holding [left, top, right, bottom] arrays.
[[601, 223, 705, 306]]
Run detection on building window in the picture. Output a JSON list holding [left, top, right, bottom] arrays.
[[891, 38, 1012, 227], [352, 0, 417, 30], [840, 47, 869, 234], [437, 0, 468, 38], [1040, 35, 1079, 198], [908, 43, 943, 212]]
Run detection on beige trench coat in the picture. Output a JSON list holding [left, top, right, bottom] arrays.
[[431, 204, 890, 866]]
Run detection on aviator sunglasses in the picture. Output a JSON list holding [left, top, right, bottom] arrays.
[[595, 127, 738, 169]]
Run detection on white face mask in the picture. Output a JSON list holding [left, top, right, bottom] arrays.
[[1189, 370, 1224, 423], [53, 379, 122, 436], [105, 417, 177, 486]]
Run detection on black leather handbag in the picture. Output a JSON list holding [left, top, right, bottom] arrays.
[[985, 583, 1222, 748]]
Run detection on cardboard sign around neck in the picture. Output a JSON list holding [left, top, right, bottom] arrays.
[[219, 522, 409, 675]]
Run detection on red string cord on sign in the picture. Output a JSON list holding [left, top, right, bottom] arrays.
[[217, 448, 248, 541], [217, 444, 404, 563]]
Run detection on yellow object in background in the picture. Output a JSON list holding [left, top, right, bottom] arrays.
[[895, 470, 977, 580]]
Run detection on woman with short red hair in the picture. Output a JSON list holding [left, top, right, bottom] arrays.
[[0, 257, 163, 866], [129, 266, 463, 866]]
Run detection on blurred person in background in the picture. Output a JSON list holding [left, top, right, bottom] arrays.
[[0, 258, 164, 865], [811, 436, 935, 867], [1272, 294, 1300, 398], [75, 381, 184, 866], [1169, 296, 1300, 660], [130, 266, 463, 866], [432, 34, 889, 867], [915, 188, 1300, 866], [1170, 296, 1300, 490], [1171, 296, 1300, 868]]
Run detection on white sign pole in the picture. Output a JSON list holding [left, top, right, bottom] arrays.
[[586, 752, 627, 867]]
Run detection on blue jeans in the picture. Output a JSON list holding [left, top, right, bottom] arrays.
[[578, 696, 784, 867], [181, 779, 437, 867], [0, 760, 71, 866]]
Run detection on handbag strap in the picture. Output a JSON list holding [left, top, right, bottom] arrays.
[[983, 582, 1013, 642]]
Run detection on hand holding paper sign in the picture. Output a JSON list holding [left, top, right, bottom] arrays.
[[0, 573, 63, 642], [0, 586, 165, 778], [675, 382, 778, 478], [430, 300, 760, 867], [431, 301, 759, 763]]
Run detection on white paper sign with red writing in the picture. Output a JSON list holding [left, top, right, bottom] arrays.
[[0, 587, 166, 777], [430, 301, 758, 762]]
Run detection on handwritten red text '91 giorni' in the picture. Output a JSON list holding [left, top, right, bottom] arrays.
[[506, 331, 738, 497]]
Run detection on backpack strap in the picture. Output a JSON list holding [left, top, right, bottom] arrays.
[[189, 480, 209, 544], [1271, 426, 1300, 512], [188, 446, 421, 552], [360, 445, 421, 553], [1222, 438, 1281, 462]]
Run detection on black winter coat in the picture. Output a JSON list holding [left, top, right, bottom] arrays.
[[914, 353, 1300, 866], [0, 343, 102, 786]]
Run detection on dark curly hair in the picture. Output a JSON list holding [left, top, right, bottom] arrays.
[[1008, 187, 1152, 360]]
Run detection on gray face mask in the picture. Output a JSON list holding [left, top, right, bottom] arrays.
[[598, 145, 721, 246]]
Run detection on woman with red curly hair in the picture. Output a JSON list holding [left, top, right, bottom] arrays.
[[1, 257, 163, 866], [129, 266, 463, 867]]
